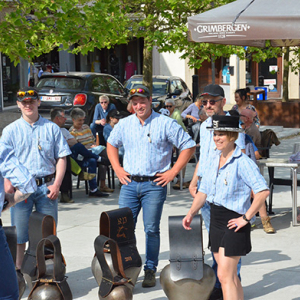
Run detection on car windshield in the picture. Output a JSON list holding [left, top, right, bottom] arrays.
[[36, 77, 84, 90], [126, 78, 168, 96]]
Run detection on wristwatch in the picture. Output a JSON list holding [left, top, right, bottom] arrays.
[[242, 214, 250, 223]]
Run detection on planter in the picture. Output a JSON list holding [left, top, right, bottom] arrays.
[[254, 100, 300, 128]]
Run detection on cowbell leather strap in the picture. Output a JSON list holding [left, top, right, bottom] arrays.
[[94, 235, 132, 298]]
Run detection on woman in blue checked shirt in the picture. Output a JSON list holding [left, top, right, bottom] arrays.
[[183, 115, 269, 300]]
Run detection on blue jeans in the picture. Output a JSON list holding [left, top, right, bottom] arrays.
[[199, 181, 242, 288], [77, 158, 98, 190], [70, 143, 98, 161], [0, 226, 19, 300], [118, 180, 167, 272], [11, 183, 58, 244], [90, 123, 103, 137]]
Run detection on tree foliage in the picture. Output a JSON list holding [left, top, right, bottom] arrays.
[[119, 0, 235, 89], [0, 0, 129, 63], [1, 0, 299, 100]]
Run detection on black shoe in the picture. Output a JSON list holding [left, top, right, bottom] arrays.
[[89, 189, 109, 197], [209, 287, 223, 300], [142, 269, 156, 288], [98, 157, 110, 166]]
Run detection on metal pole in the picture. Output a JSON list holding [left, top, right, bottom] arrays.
[[291, 167, 298, 226]]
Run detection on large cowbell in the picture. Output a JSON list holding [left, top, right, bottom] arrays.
[[28, 235, 72, 300], [94, 235, 133, 300], [160, 215, 216, 300], [21, 211, 58, 289], [3, 226, 26, 299], [91, 208, 142, 288]]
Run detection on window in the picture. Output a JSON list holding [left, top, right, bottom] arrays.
[[92, 76, 110, 93], [37, 77, 83, 90], [106, 76, 124, 95]]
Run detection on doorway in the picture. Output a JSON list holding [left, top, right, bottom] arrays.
[[258, 57, 282, 99]]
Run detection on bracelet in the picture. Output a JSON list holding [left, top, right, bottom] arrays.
[[242, 214, 250, 223]]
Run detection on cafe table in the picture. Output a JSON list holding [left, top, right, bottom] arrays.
[[257, 158, 300, 226]]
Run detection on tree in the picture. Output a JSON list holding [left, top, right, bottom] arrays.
[[0, 0, 128, 63], [119, 0, 234, 91]]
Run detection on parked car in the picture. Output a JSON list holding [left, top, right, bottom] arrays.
[[36, 72, 130, 127], [124, 75, 193, 112]]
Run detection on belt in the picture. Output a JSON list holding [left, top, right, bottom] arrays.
[[0, 218, 2, 227], [130, 176, 157, 182], [35, 174, 55, 186]]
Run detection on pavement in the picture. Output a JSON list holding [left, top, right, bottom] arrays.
[[1, 108, 300, 299]]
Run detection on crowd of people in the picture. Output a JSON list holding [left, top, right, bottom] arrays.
[[0, 83, 283, 300]]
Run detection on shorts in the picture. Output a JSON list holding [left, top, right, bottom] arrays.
[[209, 204, 251, 257], [10, 183, 58, 244]]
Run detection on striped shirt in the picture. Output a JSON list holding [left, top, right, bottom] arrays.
[[0, 116, 71, 178], [108, 110, 195, 176], [199, 145, 268, 215], [0, 142, 37, 214], [69, 124, 95, 149], [197, 115, 246, 177]]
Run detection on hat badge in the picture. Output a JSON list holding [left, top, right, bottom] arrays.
[[213, 120, 219, 128]]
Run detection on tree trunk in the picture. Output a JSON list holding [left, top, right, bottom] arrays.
[[142, 39, 153, 94], [282, 47, 290, 102]]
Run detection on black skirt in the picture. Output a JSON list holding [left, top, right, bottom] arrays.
[[209, 204, 251, 257]]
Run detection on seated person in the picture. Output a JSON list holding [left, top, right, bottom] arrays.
[[103, 109, 124, 162], [240, 109, 262, 150], [90, 95, 116, 141], [51, 108, 110, 198], [164, 99, 189, 189], [181, 95, 202, 123], [165, 99, 187, 131], [69, 108, 114, 193], [230, 109, 275, 234], [103, 109, 122, 142]]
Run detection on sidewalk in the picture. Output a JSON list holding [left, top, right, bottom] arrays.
[[1, 135, 300, 300], [1, 107, 300, 139]]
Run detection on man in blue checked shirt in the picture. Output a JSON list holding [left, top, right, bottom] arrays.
[[107, 85, 195, 288], [1, 88, 71, 271], [0, 142, 37, 300], [188, 84, 245, 300]]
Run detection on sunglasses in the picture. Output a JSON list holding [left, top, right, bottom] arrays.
[[165, 105, 173, 108], [202, 99, 222, 106], [100, 101, 108, 104], [130, 88, 147, 95], [17, 90, 36, 97]]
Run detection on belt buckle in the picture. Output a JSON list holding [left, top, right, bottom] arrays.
[[139, 177, 143, 182]]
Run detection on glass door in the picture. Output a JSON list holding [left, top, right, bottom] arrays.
[[258, 57, 282, 99]]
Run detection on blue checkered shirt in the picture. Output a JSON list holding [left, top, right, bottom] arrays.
[[0, 142, 37, 214], [197, 115, 245, 177], [108, 111, 196, 176], [199, 145, 268, 215], [1, 116, 71, 178]]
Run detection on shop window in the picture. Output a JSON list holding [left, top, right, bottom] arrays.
[[221, 58, 230, 84], [2, 55, 20, 107]]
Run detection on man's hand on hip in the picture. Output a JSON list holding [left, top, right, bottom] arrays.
[[115, 167, 131, 185], [154, 170, 176, 187]]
